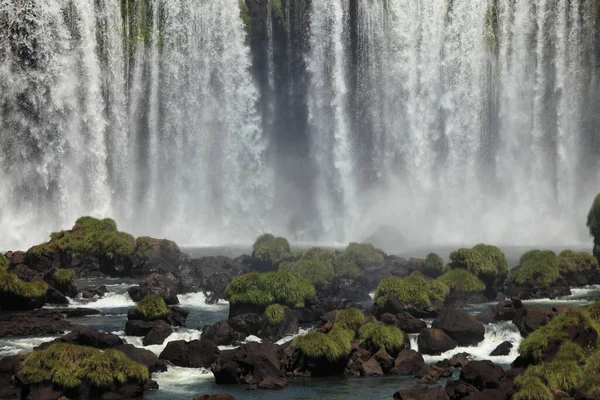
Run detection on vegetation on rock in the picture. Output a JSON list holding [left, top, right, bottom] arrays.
[[335, 308, 366, 332], [437, 269, 486, 293], [0, 271, 47, 299], [0, 255, 7, 272], [19, 343, 148, 389], [358, 322, 405, 352], [587, 193, 600, 240], [53, 268, 75, 284], [136, 295, 170, 319], [510, 250, 559, 287], [332, 242, 385, 278], [238, 0, 250, 30], [374, 272, 449, 306], [279, 259, 334, 284], [293, 330, 351, 361], [252, 234, 291, 266], [292, 247, 336, 263], [449, 244, 507, 278], [424, 253, 444, 273], [264, 304, 286, 325], [225, 270, 315, 308], [558, 250, 598, 274], [133, 236, 179, 258]]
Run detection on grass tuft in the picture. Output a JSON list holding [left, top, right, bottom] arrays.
[[136, 295, 169, 319], [374, 272, 449, 306], [279, 259, 334, 284], [513, 374, 554, 400], [252, 234, 291, 265], [264, 304, 286, 325], [293, 331, 351, 361], [0, 272, 47, 299], [437, 268, 486, 293], [358, 322, 405, 352], [335, 308, 366, 332], [558, 250, 598, 274], [53, 269, 75, 284], [510, 250, 559, 287], [424, 253, 444, 273]]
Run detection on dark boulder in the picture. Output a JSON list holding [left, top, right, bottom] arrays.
[[476, 300, 517, 323], [259, 308, 299, 341], [127, 305, 188, 326], [180, 256, 250, 301], [460, 360, 505, 391], [45, 287, 69, 305], [389, 349, 424, 375], [449, 353, 471, 367], [375, 293, 443, 319], [504, 275, 571, 300], [128, 273, 180, 305], [415, 364, 453, 383], [316, 277, 371, 302], [360, 357, 384, 376], [125, 320, 157, 336], [417, 328, 458, 355], [228, 313, 264, 336], [22, 385, 61, 400], [512, 304, 554, 337], [113, 343, 167, 373], [228, 302, 267, 319], [43, 268, 78, 298], [393, 385, 450, 400], [36, 327, 123, 349], [79, 285, 108, 299], [432, 307, 485, 346], [445, 380, 479, 399], [381, 312, 426, 333], [373, 347, 395, 373], [445, 292, 489, 308], [201, 320, 246, 346], [490, 341, 513, 356], [257, 376, 288, 390], [159, 339, 220, 368], [142, 320, 173, 346], [0, 355, 19, 399], [192, 395, 236, 400], [0, 310, 72, 337]]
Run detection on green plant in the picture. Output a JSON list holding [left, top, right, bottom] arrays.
[[332, 256, 361, 278], [424, 253, 444, 273], [342, 243, 385, 266], [513, 374, 553, 400], [335, 308, 365, 332], [19, 343, 148, 389], [0, 272, 47, 299], [239, 0, 250, 30], [292, 247, 336, 263], [510, 250, 559, 287], [374, 272, 449, 306], [449, 248, 496, 277], [437, 269, 486, 293], [264, 304, 286, 325], [226, 271, 316, 308], [279, 259, 334, 284], [293, 331, 350, 361], [252, 234, 291, 265], [358, 322, 405, 352], [136, 295, 169, 319], [0, 255, 7, 272], [558, 250, 598, 274], [472, 244, 509, 275], [53, 269, 75, 284], [587, 193, 600, 239]]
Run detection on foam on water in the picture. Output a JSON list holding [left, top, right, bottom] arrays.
[[81, 291, 135, 308], [120, 328, 202, 356], [177, 292, 229, 308], [0, 336, 61, 356], [151, 366, 214, 395]]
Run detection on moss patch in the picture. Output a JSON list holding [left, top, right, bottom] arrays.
[[335, 308, 366, 332], [558, 250, 598, 274], [437, 269, 486, 293], [374, 272, 449, 307], [239, 0, 250, 30], [293, 331, 351, 361], [19, 343, 148, 389], [226, 271, 316, 308], [358, 322, 405, 352], [0, 272, 47, 299], [424, 253, 444, 273], [449, 245, 507, 278], [264, 304, 286, 325], [136, 295, 169, 319], [472, 244, 508, 275], [252, 234, 291, 266], [513, 374, 553, 400], [0, 255, 7, 272], [293, 247, 336, 263], [53, 269, 75, 284], [279, 259, 334, 284], [510, 250, 559, 287]]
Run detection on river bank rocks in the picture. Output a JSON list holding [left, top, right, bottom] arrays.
[[125, 295, 188, 345], [0, 308, 99, 337]]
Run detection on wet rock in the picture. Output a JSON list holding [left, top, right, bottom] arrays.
[[125, 320, 157, 337], [201, 320, 246, 346], [460, 360, 505, 391], [142, 320, 173, 346], [449, 352, 471, 367], [360, 357, 384, 376], [432, 307, 485, 346], [512, 304, 554, 337], [259, 308, 299, 342], [128, 273, 180, 305], [43, 268, 78, 298], [389, 349, 424, 375], [375, 293, 443, 319], [113, 343, 167, 373], [192, 394, 236, 400], [36, 327, 123, 349], [0, 310, 73, 337], [159, 340, 220, 368], [476, 300, 517, 323], [417, 328, 458, 355], [490, 341, 513, 356], [257, 376, 288, 390], [445, 380, 479, 400], [393, 385, 450, 400], [504, 275, 571, 301], [227, 313, 264, 336], [45, 287, 69, 305], [80, 285, 108, 299], [24, 385, 61, 400], [373, 347, 394, 373], [381, 312, 426, 333]]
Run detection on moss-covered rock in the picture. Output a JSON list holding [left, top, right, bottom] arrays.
[[510, 250, 560, 287], [133, 236, 179, 259], [0, 254, 7, 272], [558, 250, 598, 274], [279, 259, 334, 284], [136, 295, 170, 319], [52, 268, 75, 284], [264, 304, 286, 325], [374, 272, 449, 307], [587, 193, 600, 240], [358, 322, 405, 353], [19, 343, 149, 389], [293, 247, 336, 263], [437, 269, 486, 294], [225, 270, 315, 308], [293, 330, 351, 361], [472, 244, 508, 276], [335, 308, 366, 332], [252, 234, 291, 270], [513, 373, 553, 400], [449, 245, 507, 280], [423, 253, 444, 278], [0, 270, 47, 309]]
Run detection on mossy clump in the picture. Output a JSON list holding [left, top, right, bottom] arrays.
[[374, 272, 449, 307], [342, 243, 385, 266], [29, 216, 136, 259], [424, 253, 444, 274], [252, 234, 291, 266], [19, 343, 149, 389], [0, 272, 47, 299], [510, 250, 559, 287], [358, 322, 405, 352], [279, 259, 334, 284], [587, 193, 600, 240], [136, 295, 169, 319], [293, 331, 351, 361], [513, 374, 554, 400], [437, 269, 486, 293], [134, 236, 179, 258], [472, 244, 509, 275], [335, 308, 366, 332], [0, 255, 7, 272], [558, 250, 598, 274], [293, 247, 336, 263], [53, 268, 75, 284], [225, 270, 316, 308], [239, 0, 250, 30], [264, 304, 286, 325], [449, 245, 506, 278]]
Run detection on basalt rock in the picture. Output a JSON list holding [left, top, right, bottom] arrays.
[[504, 276, 571, 300], [389, 349, 425, 376], [79, 285, 108, 299], [0, 310, 73, 337], [201, 320, 246, 346], [227, 313, 264, 336], [512, 304, 554, 337], [460, 360, 505, 391], [43, 268, 78, 298], [315, 277, 371, 302], [417, 328, 458, 355], [113, 344, 167, 373], [259, 308, 299, 342], [490, 341, 513, 356], [380, 312, 426, 334], [476, 299, 517, 323], [128, 273, 180, 305], [374, 293, 443, 319], [36, 327, 123, 350], [432, 307, 485, 346], [127, 305, 188, 327], [159, 339, 220, 368], [393, 385, 450, 400], [142, 320, 173, 346]]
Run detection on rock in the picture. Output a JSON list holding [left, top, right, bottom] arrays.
[[476, 300, 517, 323], [373, 347, 394, 373], [159, 340, 220, 368], [462, 388, 509, 400], [24, 385, 61, 400], [360, 357, 384, 376], [43, 268, 78, 298], [125, 320, 157, 336], [415, 364, 453, 382], [257, 376, 288, 390], [0, 355, 20, 399], [45, 286, 69, 305], [445, 292, 489, 308], [228, 302, 267, 319], [0, 310, 73, 337], [417, 328, 458, 355], [460, 360, 505, 391], [375, 293, 443, 319], [128, 273, 180, 305], [80, 285, 108, 299], [512, 304, 554, 337], [180, 256, 250, 301], [381, 312, 426, 333], [490, 341, 513, 356], [504, 275, 571, 300], [36, 327, 123, 349], [449, 352, 471, 367], [445, 380, 479, 399], [316, 277, 371, 302], [201, 320, 246, 346], [143, 320, 173, 346], [259, 308, 299, 341], [432, 307, 485, 346], [389, 349, 425, 375], [227, 313, 264, 336], [127, 305, 188, 326], [192, 395, 236, 400], [393, 385, 450, 400], [113, 343, 167, 373]]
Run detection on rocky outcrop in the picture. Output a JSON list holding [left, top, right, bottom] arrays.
[[128, 273, 180, 305], [201, 320, 246, 346], [459, 360, 505, 391], [79, 284, 108, 298], [113, 343, 167, 373], [0, 310, 73, 337], [504, 276, 571, 300], [315, 277, 371, 302], [159, 340, 220, 368], [490, 341, 513, 356], [380, 312, 426, 333], [417, 328, 458, 355], [393, 385, 450, 400], [389, 349, 425, 376], [127, 305, 188, 327], [512, 303, 554, 337], [374, 293, 443, 319], [431, 307, 485, 346], [259, 308, 300, 342], [36, 327, 123, 349], [0, 355, 19, 399]]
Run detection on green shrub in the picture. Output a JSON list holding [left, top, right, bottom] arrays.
[[558, 250, 598, 274], [0, 255, 7, 272], [374, 272, 449, 306], [424, 253, 444, 273], [0, 272, 47, 299], [136, 295, 169, 319], [332, 242, 385, 278], [293, 247, 336, 263], [472, 244, 509, 276], [335, 308, 365, 332], [293, 331, 350, 360], [588, 301, 600, 321], [513, 374, 553, 400], [510, 250, 559, 287], [264, 304, 286, 325], [252, 234, 291, 265], [226, 271, 316, 308], [53, 269, 75, 284], [332, 256, 361, 278], [279, 259, 334, 284], [437, 269, 486, 293], [29, 217, 135, 259], [358, 322, 405, 352], [19, 343, 148, 389], [582, 349, 600, 397], [329, 324, 355, 346], [587, 193, 600, 239], [449, 248, 496, 277]]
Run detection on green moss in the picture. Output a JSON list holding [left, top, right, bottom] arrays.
[[587, 193, 600, 239], [19, 343, 148, 389], [136, 295, 169, 319], [329, 325, 355, 347], [226, 270, 316, 308], [239, 0, 250, 30], [358, 322, 405, 352], [437, 269, 486, 293], [343, 243, 385, 266], [510, 250, 559, 287], [513, 374, 553, 400], [582, 349, 600, 397], [332, 256, 361, 278], [293, 247, 336, 263], [29, 216, 135, 260], [0, 272, 47, 299], [555, 341, 587, 363], [53, 269, 75, 284], [293, 331, 350, 361], [558, 250, 598, 274], [587, 301, 600, 320], [449, 247, 496, 277], [279, 259, 334, 284], [252, 234, 291, 266], [264, 304, 286, 325], [424, 253, 444, 273], [374, 272, 449, 307], [0, 255, 7, 272], [134, 236, 180, 258], [335, 308, 365, 332], [472, 244, 508, 275]]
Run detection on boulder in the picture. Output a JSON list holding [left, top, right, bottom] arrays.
[[125, 320, 157, 337], [113, 344, 167, 373], [79, 285, 108, 299], [23, 385, 61, 400], [257, 376, 288, 390], [159, 340, 220, 368], [127, 305, 188, 327], [393, 385, 450, 400], [142, 320, 173, 346], [0, 355, 20, 398], [512, 304, 554, 337], [36, 327, 123, 349], [43, 268, 78, 298], [417, 328, 458, 355], [415, 364, 453, 383], [381, 312, 426, 334], [316, 277, 371, 302], [445, 380, 479, 399], [476, 300, 517, 323], [0, 310, 73, 337], [201, 320, 246, 346], [179, 256, 250, 300], [259, 308, 299, 341], [128, 273, 180, 305], [373, 347, 394, 373], [449, 352, 471, 367], [389, 349, 424, 375], [460, 360, 505, 391], [360, 357, 384, 376], [192, 395, 236, 400], [45, 287, 69, 305], [504, 276, 571, 300], [490, 341, 513, 356], [432, 307, 485, 346], [228, 313, 264, 336], [375, 293, 443, 319]]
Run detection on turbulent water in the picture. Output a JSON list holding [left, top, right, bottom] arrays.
[[1, 0, 598, 249]]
